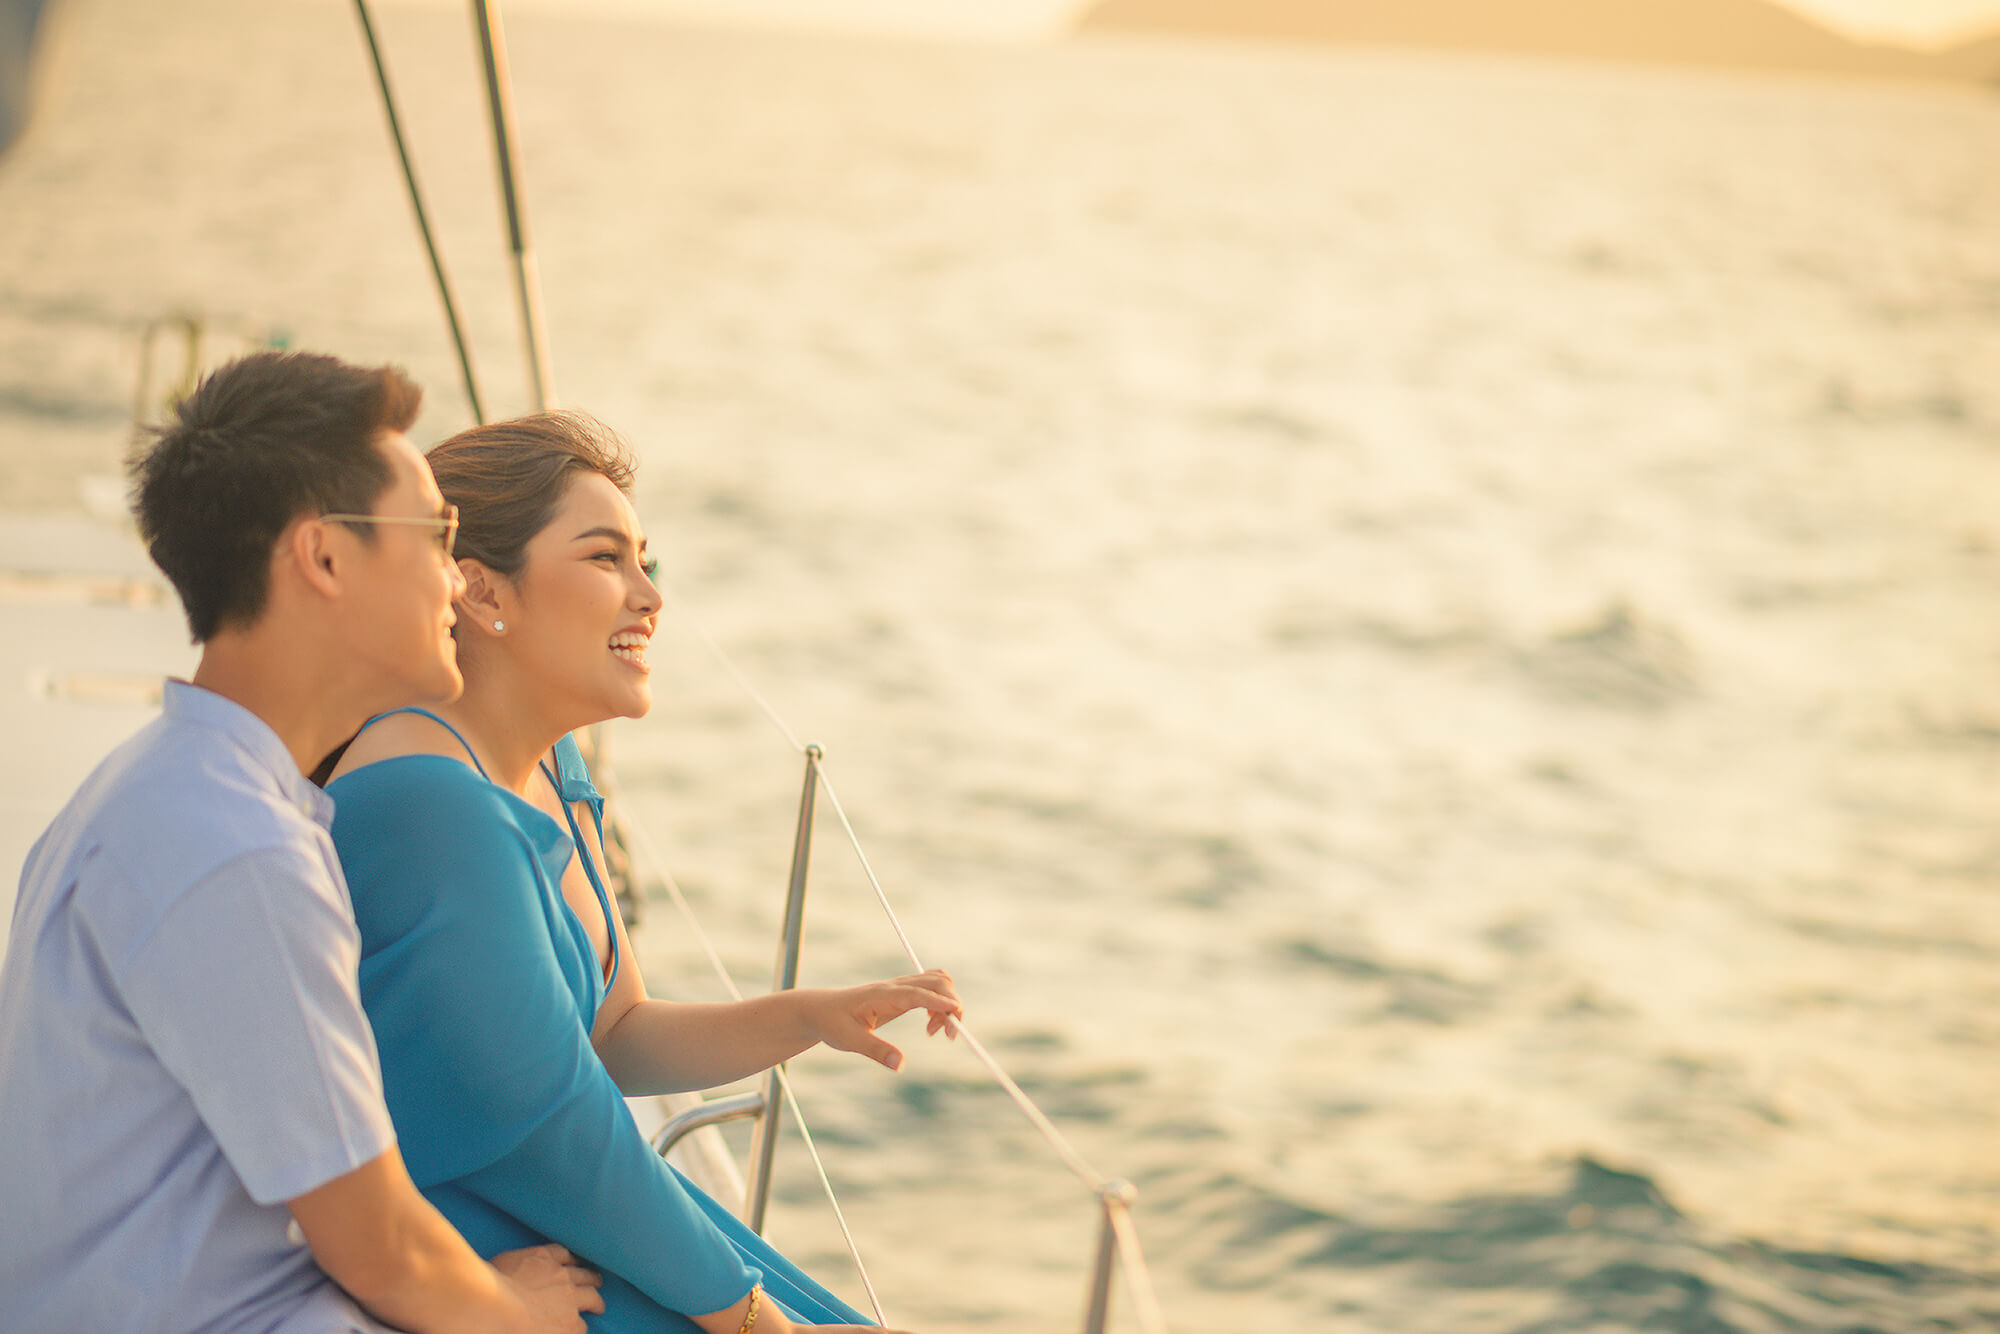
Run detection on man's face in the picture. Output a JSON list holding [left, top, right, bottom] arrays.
[[339, 431, 465, 708]]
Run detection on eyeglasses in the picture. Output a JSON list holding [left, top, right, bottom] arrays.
[[322, 504, 460, 560]]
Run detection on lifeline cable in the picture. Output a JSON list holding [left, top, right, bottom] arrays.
[[617, 812, 889, 1327], [646, 575, 1172, 1333]]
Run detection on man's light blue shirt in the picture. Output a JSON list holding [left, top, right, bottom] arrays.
[[0, 681, 398, 1334]]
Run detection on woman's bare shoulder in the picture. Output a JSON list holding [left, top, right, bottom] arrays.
[[328, 710, 476, 782]]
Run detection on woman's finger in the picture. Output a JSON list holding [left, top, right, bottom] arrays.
[[887, 984, 962, 1022], [853, 984, 958, 1024]]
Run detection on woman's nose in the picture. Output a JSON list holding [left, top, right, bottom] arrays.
[[631, 567, 662, 613]]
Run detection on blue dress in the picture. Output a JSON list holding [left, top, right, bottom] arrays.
[[327, 723, 871, 1331]]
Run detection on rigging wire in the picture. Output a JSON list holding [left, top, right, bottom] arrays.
[[656, 582, 807, 754], [813, 768, 1105, 1192], [648, 576, 1172, 1333], [350, 0, 485, 424], [618, 812, 889, 1327], [662, 572, 1141, 1185]]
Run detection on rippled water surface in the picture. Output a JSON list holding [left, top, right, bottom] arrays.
[[2, 1, 1997, 1328]]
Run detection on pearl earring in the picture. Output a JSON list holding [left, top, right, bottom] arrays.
[[492, 620, 505, 633]]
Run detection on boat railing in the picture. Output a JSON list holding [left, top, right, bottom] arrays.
[[617, 592, 1172, 1334], [130, 312, 286, 432]]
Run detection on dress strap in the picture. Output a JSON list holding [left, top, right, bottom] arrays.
[[539, 743, 621, 993], [359, 707, 492, 781], [356, 711, 616, 989]]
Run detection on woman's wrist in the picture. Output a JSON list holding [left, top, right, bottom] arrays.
[[698, 1284, 790, 1334], [786, 987, 833, 1047]]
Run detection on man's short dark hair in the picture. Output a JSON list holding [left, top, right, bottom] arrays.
[[129, 351, 423, 643]]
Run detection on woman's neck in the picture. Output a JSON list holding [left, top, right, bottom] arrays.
[[432, 674, 573, 796]]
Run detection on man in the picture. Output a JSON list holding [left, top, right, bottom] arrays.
[[0, 352, 603, 1333]]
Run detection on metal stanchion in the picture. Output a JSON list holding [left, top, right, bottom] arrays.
[[744, 744, 821, 1233], [1082, 1179, 1138, 1334]]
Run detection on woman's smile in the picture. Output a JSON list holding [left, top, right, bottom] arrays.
[[609, 629, 650, 672]]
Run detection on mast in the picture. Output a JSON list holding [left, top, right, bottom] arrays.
[[471, 0, 557, 411], [1, 0, 57, 157], [354, 0, 485, 424]]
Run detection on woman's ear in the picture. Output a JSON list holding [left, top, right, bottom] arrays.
[[455, 559, 508, 633]]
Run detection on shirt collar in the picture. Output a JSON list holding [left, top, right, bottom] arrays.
[[161, 680, 336, 827]]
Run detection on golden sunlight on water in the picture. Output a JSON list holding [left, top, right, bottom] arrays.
[[1, 1, 1996, 1329]]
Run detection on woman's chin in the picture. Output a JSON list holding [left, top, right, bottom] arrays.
[[609, 683, 653, 720]]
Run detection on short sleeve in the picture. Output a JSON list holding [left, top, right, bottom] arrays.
[[114, 847, 395, 1206]]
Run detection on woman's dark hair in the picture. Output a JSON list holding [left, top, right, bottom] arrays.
[[129, 351, 423, 642], [425, 410, 637, 578]]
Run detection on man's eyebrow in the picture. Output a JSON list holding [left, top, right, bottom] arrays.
[[570, 525, 648, 548]]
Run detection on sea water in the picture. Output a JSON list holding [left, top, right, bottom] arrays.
[[1, 1, 1995, 1329]]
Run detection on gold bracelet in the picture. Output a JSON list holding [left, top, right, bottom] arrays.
[[736, 1284, 763, 1334]]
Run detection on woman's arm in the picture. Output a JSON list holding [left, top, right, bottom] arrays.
[[337, 769, 771, 1319], [535, 761, 963, 1095], [594, 972, 962, 1096]]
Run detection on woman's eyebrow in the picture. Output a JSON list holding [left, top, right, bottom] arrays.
[[570, 525, 641, 546], [569, 525, 651, 553]]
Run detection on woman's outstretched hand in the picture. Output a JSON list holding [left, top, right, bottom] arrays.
[[805, 969, 962, 1071]]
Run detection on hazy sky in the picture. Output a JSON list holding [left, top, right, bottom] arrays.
[[445, 0, 2000, 48]]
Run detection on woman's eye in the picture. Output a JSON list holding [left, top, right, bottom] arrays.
[[641, 558, 660, 580], [590, 551, 619, 564]]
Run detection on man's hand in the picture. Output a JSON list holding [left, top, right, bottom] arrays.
[[290, 1147, 600, 1334], [493, 1244, 604, 1332]]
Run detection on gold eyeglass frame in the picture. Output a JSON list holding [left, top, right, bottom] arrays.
[[321, 505, 460, 560]]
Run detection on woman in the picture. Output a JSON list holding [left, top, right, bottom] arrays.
[[325, 411, 959, 1334]]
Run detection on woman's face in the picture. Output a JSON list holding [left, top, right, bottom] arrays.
[[501, 470, 661, 725]]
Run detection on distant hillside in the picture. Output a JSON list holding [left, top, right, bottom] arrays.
[[1934, 29, 2000, 79], [1074, 0, 2000, 82]]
